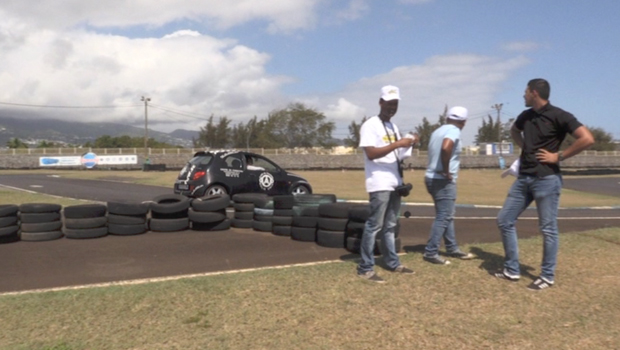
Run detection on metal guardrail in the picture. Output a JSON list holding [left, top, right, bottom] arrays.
[[0, 147, 619, 157]]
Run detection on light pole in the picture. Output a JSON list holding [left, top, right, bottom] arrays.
[[141, 96, 151, 163], [492, 103, 504, 168]]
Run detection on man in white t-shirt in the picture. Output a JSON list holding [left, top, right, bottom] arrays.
[[356, 85, 417, 283], [423, 106, 474, 265]]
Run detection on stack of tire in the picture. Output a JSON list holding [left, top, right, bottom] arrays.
[[345, 205, 402, 254], [107, 201, 150, 236], [62, 204, 108, 239], [272, 195, 295, 237], [232, 193, 263, 229], [0, 205, 20, 244], [290, 194, 337, 242], [189, 194, 231, 231], [19, 203, 63, 241], [316, 202, 360, 248], [149, 194, 190, 232], [252, 196, 274, 232]]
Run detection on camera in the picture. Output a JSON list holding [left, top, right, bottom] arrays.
[[395, 183, 412, 197]]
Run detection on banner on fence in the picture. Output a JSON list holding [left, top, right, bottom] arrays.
[[39, 153, 138, 168]]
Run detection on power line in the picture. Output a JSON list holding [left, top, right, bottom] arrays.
[[0, 101, 138, 109]]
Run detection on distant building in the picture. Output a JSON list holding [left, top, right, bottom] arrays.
[[478, 142, 513, 155]]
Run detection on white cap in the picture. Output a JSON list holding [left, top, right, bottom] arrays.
[[380, 85, 400, 101], [501, 159, 520, 178], [447, 106, 468, 121]]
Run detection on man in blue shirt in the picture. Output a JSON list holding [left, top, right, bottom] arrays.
[[423, 106, 474, 265]]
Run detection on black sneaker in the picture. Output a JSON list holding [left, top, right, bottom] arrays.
[[392, 265, 415, 274], [357, 270, 386, 283], [527, 277, 554, 291], [448, 250, 475, 260], [492, 269, 520, 282], [423, 256, 451, 265]]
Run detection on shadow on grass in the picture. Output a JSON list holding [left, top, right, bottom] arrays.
[[469, 246, 537, 280]]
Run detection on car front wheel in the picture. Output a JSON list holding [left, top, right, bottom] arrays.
[[206, 185, 228, 196], [290, 184, 310, 195]]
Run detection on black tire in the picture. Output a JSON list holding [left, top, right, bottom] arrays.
[[19, 203, 62, 214], [272, 225, 292, 236], [19, 212, 61, 223], [273, 209, 294, 217], [291, 226, 316, 242], [63, 227, 108, 239], [21, 221, 63, 233], [149, 217, 189, 232], [346, 236, 362, 253], [0, 225, 20, 237], [0, 205, 19, 217], [290, 184, 311, 195], [150, 194, 191, 215], [318, 202, 356, 219], [188, 208, 227, 223], [292, 216, 317, 228], [205, 184, 228, 196], [0, 216, 18, 228], [233, 202, 254, 212], [232, 193, 266, 204], [191, 194, 230, 212], [254, 196, 274, 209], [298, 206, 320, 217], [346, 223, 365, 239], [151, 210, 188, 219], [253, 214, 273, 222], [107, 201, 150, 216], [252, 220, 273, 232], [20, 230, 63, 241], [0, 232, 19, 244], [273, 195, 295, 209], [293, 194, 336, 205], [272, 215, 293, 226], [107, 214, 147, 225], [108, 223, 147, 236], [348, 206, 371, 222], [254, 208, 274, 216], [232, 218, 253, 228], [318, 217, 349, 231], [316, 229, 346, 248], [234, 211, 254, 220], [63, 204, 107, 219], [64, 217, 108, 229], [191, 219, 231, 231]]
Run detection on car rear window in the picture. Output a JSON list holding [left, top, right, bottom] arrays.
[[188, 155, 213, 166]]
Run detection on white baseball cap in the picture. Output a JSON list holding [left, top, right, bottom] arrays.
[[447, 106, 468, 121], [381, 85, 400, 101]]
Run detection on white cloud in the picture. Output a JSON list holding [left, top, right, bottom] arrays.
[[0, 25, 291, 131], [335, 0, 370, 21], [318, 54, 530, 144], [502, 41, 541, 52], [0, 1, 322, 33]]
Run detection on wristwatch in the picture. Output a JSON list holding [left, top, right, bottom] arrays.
[[558, 152, 565, 162]]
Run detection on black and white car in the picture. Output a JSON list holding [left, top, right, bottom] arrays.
[[174, 150, 313, 197]]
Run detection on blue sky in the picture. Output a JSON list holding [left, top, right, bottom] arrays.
[[1, 0, 618, 146]]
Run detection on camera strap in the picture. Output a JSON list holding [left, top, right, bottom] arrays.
[[382, 121, 404, 180]]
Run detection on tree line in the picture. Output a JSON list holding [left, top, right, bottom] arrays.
[[5, 102, 616, 151]]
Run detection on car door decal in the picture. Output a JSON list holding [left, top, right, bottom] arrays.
[[221, 168, 242, 178], [258, 172, 275, 190]]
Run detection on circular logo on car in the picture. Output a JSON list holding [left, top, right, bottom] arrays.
[[258, 172, 274, 190]]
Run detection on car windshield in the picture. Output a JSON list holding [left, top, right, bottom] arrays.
[[188, 154, 213, 166]]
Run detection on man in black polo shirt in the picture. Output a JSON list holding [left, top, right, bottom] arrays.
[[495, 78, 594, 291]]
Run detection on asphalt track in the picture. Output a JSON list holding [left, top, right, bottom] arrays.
[[0, 174, 619, 294]]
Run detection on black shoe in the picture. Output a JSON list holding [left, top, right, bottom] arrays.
[[423, 256, 451, 265], [392, 265, 415, 274], [448, 250, 475, 260], [492, 269, 520, 282], [527, 277, 554, 291], [357, 270, 386, 283]]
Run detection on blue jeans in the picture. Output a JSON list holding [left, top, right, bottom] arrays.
[[357, 190, 401, 273], [497, 174, 562, 282], [424, 178, 459, 257]]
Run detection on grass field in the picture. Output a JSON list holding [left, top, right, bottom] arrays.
[[0, 229, 619, 349], [0, 169, 618, 208]]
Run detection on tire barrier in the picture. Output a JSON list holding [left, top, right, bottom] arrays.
[[0, 204, 20, 244], [62, 204, 108, 239], [19, 203, 63, 242], [107, 201, 150, 236], [190, 194, 231, 232]]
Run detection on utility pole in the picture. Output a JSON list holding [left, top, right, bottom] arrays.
[[492, 103, 504, 168], [141, 96, 151, 162]]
